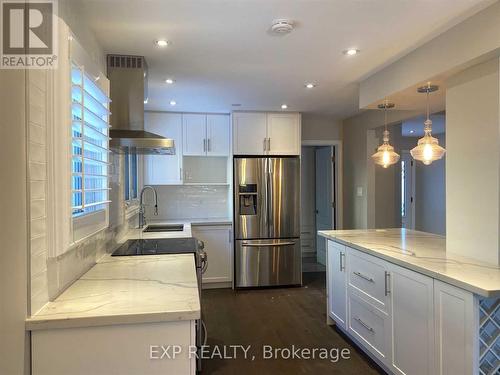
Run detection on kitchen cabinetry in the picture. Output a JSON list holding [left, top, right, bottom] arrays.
[[192, 224, 232, 288], [326, 241, 470, 375], [389, 263, 435, 375], [32, 321, 196, 375], [183, 114, 230, 156], [433, 280, 476, 375], [327, 241, 347, 329], [144, 112, 183, 185], [232, 112, 267, 155], [232, 112, 301, 155], [266, 113, 301, 155]]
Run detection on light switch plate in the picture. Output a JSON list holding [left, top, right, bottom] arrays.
[[356, 186, 363, 197]]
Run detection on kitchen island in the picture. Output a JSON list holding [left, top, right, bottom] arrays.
[[319, 228, 500, 375], [26, 228, 201, 375]]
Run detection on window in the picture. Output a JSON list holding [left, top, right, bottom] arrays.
[[71, 63, 111, 218], [124, 149, 138, 201]]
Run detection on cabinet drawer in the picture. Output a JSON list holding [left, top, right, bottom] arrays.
[[348, 293, 390, 365], [348, 248, 390, 313]]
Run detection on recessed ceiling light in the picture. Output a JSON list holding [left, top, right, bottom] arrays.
[[170, 100, 176, 106], [305, 83, 316, 89], [281, 104, 288, 110], [410, 130, 415, 134], [155, 40, 169, 47], [165, 78, 174, 84], [343, 48, 360, 56]]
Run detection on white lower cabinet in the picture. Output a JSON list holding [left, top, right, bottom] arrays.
[[32, 321, 196, 375], [347, 292, 391, 364], [327, 241, 347, 329], [326, 240, 478, 375], [433, 280, 476, 375], [192, 224, 232, 287], [389, 263, 435, 375]]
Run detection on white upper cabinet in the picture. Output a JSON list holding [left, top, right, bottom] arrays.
[[232, 112, 268, 155], [182, 114, 207, 156], [206, 114, 230, 156], [144, 112, 183, 185], [183, 113, 230, 156], [266, 113, 301, 155], [232, 112, 301, 155]]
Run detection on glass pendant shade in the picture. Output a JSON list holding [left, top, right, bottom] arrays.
[[410, 119, 446, 165], [372, 130, 400, 168]]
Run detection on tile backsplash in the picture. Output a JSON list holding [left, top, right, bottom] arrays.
[[144, 185, 230, 220]]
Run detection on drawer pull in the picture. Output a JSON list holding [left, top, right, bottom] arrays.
[[353, 271, 374, 283], [355, 317, 375, 333]]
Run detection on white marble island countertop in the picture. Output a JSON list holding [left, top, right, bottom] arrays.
[[319, 228, 500, 298], [26, 253, 200, 331]]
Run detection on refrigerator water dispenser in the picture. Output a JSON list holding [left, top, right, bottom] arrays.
[[238, 184, 257, 215]]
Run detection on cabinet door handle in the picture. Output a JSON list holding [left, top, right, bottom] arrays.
[[203, 139, 207, 152], [340, 252, 346, 271], [355, 317, 375, 333], [385, 271, 391, 296], [353, 271, 374, 283], [263, 138, 267, 152], [207, 138, 211, 152], [267, 138, 271, 151], [180, 167, 183, 180]]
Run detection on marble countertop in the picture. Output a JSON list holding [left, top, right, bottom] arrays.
[[26, 253, 200, 331], [319, 228, 500, 298]]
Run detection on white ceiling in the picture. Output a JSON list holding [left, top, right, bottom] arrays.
[[80, 0, 490, 118]]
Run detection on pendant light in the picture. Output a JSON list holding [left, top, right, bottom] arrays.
[[372, 101, 400, 168], [410, 83, 446, 165]]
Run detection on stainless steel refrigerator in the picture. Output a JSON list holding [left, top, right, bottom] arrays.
[[234, 157, 301, 288]]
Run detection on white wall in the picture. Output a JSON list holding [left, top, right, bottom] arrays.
[[415, 133, 446, 235], [342, 109, 420, 229], [302, 113, 341, 140], [359, 1, 500, 108], [0, 70, 30, 375], [446, 58, 500, 265]]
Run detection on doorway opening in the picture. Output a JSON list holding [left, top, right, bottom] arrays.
[[300, 143, 340, 272]]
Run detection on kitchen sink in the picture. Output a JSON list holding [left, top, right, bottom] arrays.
[[142, 224, 184, 233]]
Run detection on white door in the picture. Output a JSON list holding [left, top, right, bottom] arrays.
[[144, 112, 183, 185], [192, 225, 232, 286], [327, 241, 347, 329], [267, 113, 301, 155], [232, 112, 267, 155], [206, 114, 230, 156], [182, 114, 207, 156], [401, 151, 415, 229], [389, 263, 435, 375], [315, 146, 333, 265]]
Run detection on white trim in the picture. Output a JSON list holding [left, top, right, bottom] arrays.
[[301, 139, 343, 229]]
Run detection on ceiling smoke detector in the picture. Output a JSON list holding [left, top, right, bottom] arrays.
[[270, 19, 295, 34]]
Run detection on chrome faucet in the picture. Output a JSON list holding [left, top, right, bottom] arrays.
[[139, 186, 158, 228]]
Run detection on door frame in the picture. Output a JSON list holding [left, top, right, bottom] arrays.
[[400, 150, 416, 229], [301, 140, 343, 230]]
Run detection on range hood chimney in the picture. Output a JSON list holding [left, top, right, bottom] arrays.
[[107, 54, 175, 155]]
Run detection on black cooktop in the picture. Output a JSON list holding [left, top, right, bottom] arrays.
[[111, 238, 200, 256]]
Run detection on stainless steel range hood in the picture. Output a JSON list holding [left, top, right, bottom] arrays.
[[107, 55, 175, 155]]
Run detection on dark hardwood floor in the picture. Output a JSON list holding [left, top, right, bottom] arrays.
[[201, 272, 385, 374]]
